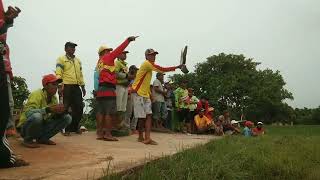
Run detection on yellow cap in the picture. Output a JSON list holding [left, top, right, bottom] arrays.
[[98, 45, 113, 54]]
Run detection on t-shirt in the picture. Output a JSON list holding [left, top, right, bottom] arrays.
[[132, 60, 176, 98], [186, 95, 199, 111], [152, 79, 165, 102], [243, 127, 252, 137], [174, 87, 189, 109], [252, 127, 265, 135], [194, 114, 212, 129]]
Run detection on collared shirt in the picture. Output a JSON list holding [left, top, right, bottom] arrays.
[[18, 89, 58, 127], [132, 60, 177, 98], [56, 55, 85, 85]]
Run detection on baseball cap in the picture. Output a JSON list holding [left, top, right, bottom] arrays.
[[65, 42, 77, 48], [122, 51, 129, 54], [42, 74, 62, 86], [98, 45, 113, 54], [145, 48, 159, 55], [244, 121, 254, 127], [257, 122, 263, 125], [156, 72, 165, 77], [231, 120, 239, 124]]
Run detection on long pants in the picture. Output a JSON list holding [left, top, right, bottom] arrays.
[[6, 74, 14, 129], [0, 54, 15, 168], [63, 84, 83, 132], [124, 94, 138, 130], [116, 85, 128, 112], [20, 113, 72, 142]]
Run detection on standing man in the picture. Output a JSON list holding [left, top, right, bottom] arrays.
[[95, 36, 137, 141], [132, 48, 183, 145], [152, 72, 167, 129], [115, 51, 131, 129], [56, 42, 85, 135], [174, 80, 189, 132], [0, 2, 28, 168]]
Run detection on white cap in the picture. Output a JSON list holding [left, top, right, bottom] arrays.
[[257, 122, 263, 125], [231, 120, 239, 124]]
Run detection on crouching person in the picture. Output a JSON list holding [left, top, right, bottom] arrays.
[[17, 74, 72, 148], [194, 109, 215, 134]]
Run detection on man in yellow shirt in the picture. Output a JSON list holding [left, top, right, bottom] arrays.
[[56, 42, 85, 135], [194, 109, 215, 134], [132, 49, 183, 145]]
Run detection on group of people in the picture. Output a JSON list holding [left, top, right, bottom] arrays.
[[0, 1, 265, 169]]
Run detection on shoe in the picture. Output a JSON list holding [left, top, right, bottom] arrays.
[[22, 141, 40, 148]]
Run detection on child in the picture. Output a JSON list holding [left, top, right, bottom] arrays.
[[243, 121, 254, 137]]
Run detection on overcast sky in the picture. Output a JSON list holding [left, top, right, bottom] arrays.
[[3, 0, 320, 108]]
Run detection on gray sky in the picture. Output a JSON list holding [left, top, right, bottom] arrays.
[[3, 0, 320, 108]]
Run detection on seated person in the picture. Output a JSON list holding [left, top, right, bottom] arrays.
[[194, 109, 214, 134], [214, 116, 224, 136], [252, 122, 265, 136], [243, 121, 254, 137], [230, 120, 241, 135], [17, 74, 72, 148]]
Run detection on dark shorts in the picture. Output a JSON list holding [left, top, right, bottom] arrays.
[[96, 97, 117, 116], [187, 111, 196, 123], [177, 108, 189, 122]]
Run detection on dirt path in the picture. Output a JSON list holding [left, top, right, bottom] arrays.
[[0, 132, 219, 180]]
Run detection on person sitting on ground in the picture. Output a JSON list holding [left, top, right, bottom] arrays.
[[194, 109, 214, 134], [186, 88, 199, 133], [196, 96, 213, 119], [222, 110, 233, 132], [17, 74, 72, 148], [243, 120, 254, 137], [252, 121, 265, 136], [214, 115, 224, 136], [230, 120, 241, 135]]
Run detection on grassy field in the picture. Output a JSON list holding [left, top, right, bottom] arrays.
[[105, 125, 320, 180]]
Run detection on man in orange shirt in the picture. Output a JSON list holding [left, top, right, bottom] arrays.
[[252, 121, 265, 136], [194, 109, 215, 134], [132, 49, 183, 145]]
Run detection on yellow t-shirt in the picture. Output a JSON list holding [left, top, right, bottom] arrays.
[[132, 60, 177, 98], [194, 114, 212, 129]]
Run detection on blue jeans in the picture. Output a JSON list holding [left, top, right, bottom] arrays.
[[21, 113, 72, 142]]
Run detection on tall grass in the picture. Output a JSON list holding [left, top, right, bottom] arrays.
[[105, 126, 320, 180]]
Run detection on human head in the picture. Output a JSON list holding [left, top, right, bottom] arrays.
[[244, 121, 254, 128], [257, 121, 263, 129], [156, 72, 165, 82], [145, 48, 158, 62], [218, 115, 225, 122], [231, 120, 239, 127], [199, 108, 205, 117], [129, 65, 139, 74], [65, 42, 77, 57], [98, 45, 113, 57], [223, 111, 230, 118], [117, 51, 129, 60], [42, 74, 62, 96], [200, 95, 208, 103]]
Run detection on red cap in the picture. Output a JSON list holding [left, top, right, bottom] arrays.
[[42, 74, 62, 86], [244, 121, 254, 127]]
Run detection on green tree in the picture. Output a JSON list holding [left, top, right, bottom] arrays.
[[11, 76, 30, 109], [171, 53, 294, 123]]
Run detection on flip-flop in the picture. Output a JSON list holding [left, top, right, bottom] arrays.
[[96, 137, 104, 140], [143, 139, 158, 145], [103, 137, 119, 141]]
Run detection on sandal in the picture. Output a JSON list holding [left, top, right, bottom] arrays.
[[143, 139, 158, 145], [37, 139, 56, 145], [103, 136, 119, 141], [22, 141, 40, 148]]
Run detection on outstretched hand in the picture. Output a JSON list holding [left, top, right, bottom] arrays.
[[128, 36, 139, 42], [5, 6, 21, 22]]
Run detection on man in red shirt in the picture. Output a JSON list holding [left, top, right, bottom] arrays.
[[252, 122, 265, 136]]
